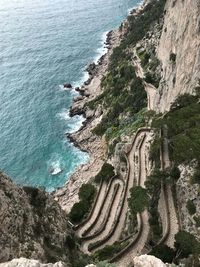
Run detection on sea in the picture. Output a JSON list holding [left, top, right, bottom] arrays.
[[0, 0, 141, 191]]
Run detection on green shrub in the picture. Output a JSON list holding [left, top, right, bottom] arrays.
[[94, 242, 125, 261], [169, 166, 180, 180], [186, 200, 196, 215], [175, 230, 200, 258], [128, 186, 149, 215], [79, 183, 96, 202], [95, 163, 115, 183], [150, 244, 175, 263], [170, 52, 176, 63], [69, 183, 96, 223], [194, 216, 200, 228], [192, 169, 200, 184]]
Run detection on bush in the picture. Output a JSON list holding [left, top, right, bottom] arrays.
[[95, 163, 115, 183], [170, 166, 180, 180], [186, 200, 196, 215], [192, 169, 200, 184], [94, 242, 125, 261], [175, 230, 200, 258], [169, 52, 176, 63], [79, 184, 96, 202], [69, 183, 96, 223], [128, 186, 149, 215], [150, 244, 175, 263]]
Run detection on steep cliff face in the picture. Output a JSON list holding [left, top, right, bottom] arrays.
[[154, 0, 200, 112], [0, 172, 69, 264]]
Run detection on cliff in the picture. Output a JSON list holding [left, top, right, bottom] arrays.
[[154, 0, 200, 112], [0, 172, 69, 264]]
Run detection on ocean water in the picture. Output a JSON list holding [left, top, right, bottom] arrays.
[[0, 0, 140, 191]]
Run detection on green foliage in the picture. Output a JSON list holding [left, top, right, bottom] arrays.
[[191, 169, 200, 184], [186, 200, 196, 215], [175, 230, 200, 258], [170, 53, 176, 63], [97, 261, 116, 267], [145, 169, 164, 242], [94, 242, 126, 261], [95, 163, 115, 183], [149, 133, 161, 166], [152, 94, 200, 164], [78, 183, 96, 202], [69, 183, 96, 223], [150, 244, 175, 263], [194, 216, 200, 228], [128, 186, 149, 215], [169, 166, 180, 180]]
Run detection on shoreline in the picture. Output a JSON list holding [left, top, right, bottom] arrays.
[[53, 0, 147, 213]]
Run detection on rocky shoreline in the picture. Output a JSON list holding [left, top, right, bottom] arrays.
[[53, 28, 122, 213], [53, 1, 147, 213]]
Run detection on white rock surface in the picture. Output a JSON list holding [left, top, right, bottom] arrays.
[[133, 255, 166, 267], [0, 258, 67, 267], [154, 0, 200, 112]]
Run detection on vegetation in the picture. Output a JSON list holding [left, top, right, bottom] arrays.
[[191, 168, 200, 184], [94, 242, 127, 261], [194, 216, 200, 228], [69, 183, 96, 223], [186, 200, 196, 215], [150, 244, 175, 263], [128, 186, 149, 215], [175, 230, 200, 258], [152, 94, 200, 164], [170, 52, 176, 63], [145, 169, 164, 242], [95, 163, 115, 183]]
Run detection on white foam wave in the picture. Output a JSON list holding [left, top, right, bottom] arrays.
[[67, 114, 85, 133], [57, 109, 70, 120], [49, 160, 62, 176], [93, 31, 108, 64]]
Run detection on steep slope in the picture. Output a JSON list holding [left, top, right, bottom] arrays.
[[0, 172, 69, 264], [154, 0, 200, 112]]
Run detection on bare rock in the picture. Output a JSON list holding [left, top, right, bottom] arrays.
[[133, 255, 166, 267]]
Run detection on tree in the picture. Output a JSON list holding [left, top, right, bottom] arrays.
[[79, 184, 96, 202], [95, 163, 115, 183], [150, 244, 175, 263], [175, 230, 200, 258], [186, 200, 196, 215], [128, 186, 149, 214]]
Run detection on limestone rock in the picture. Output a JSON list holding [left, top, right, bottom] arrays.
[[133, 255, 166, 267], [0, 258, 67, 267], [0, 172, 69, 263], [154, 0, 200, 112]]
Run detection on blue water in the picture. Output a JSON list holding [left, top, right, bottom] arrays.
[[0, 0, 140, 191]]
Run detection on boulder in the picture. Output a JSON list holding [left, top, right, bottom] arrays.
[[63, 83, 72, 89]]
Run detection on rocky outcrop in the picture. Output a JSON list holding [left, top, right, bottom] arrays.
[[0, 172, 69, 263], [0, 258, 67, 267], [133, 255, 166, 267], [154, 0, 200, 112], [176, 164, 200, 240]]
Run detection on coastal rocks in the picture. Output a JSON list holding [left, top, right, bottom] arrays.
[[0, 258, 68, 267], [133, 255, 166, 267], [63, 83, 72, 89], [54, 29, 122, 212], [0, 172, 69, 263]]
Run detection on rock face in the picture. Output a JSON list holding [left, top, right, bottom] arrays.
[[133, 255, 166, 267], [0, 172, 69, 263], [176, 164, 200, 240], [0, 258, 67, 267], [154, 0, 200, 112]]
